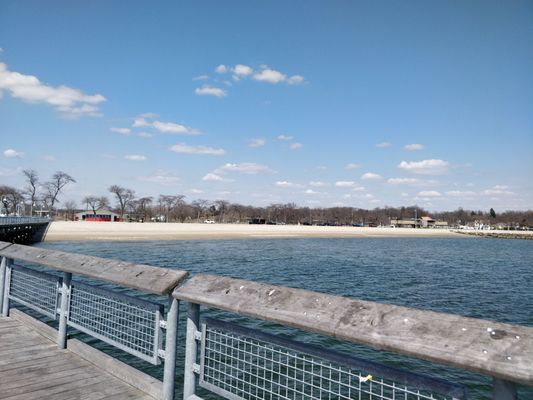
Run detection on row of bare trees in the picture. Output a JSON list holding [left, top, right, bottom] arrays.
[[1, 170, 75, 216], [2, 169, 532, 227]]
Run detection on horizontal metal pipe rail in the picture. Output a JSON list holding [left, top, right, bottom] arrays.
[[0, 241, 188, 400], [174, 274, 533, 400]]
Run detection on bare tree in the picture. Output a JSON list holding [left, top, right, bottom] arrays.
[[192, 199, 210, 222], [109, 185, 135, 220], [22, 169, 39, 216], [0, 185, 24, 215], [45, 171, 76, 215], [158, 195, 185, 222], [63, 200, 78, 221], [82, 196, 109, 216], [214, 200, 229, 223]]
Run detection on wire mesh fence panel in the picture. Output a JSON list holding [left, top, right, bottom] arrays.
[[9, 264, 60, 319], [68, 281, 163, 364], [199, 319, 466, 400]]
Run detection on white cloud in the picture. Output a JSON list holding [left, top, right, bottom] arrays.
[[192, 75, 209, 81], [398, 159, 449, 175], [3, 148, 23, 158], [132, 115, 200, 135], [404, 143, 424, 151], [215, 65, 228, 74], [170, 143, 226, 156], [276, 181, 303, 188], [417, 190, 441, 197], [133, 117, 150, 127], [482, 185, 514, 196], [43, 155, 56, 162], [304, 189, 324, 195], [345, 163, 361, 170], [202, 173, 232, 182], [387, 178, 420, 185], [139, 170, 180, 185], [217, 162, 273, 175], [195, 85, 227, 98], [248, 138, 266, 148], [446, 190, 477, 197], [253, 68, 287, 84], [137, 132, 153, 138], [154, 120, 197, 134], [361, 172, 382, 180], [125, 154, 146, 161], [287, 75, 305, 85], [189, 188, 204, 194], [335, 181, 360, 188], [0, 62, 105, 117], [316, 165, 328, 171], [111, 127, 132, 135], [376, 142, 392, 148], [289, 142, 303, 150], [277, 135, 293, 141], [233, 64, 253, 77], [309, 181, 328, 187]]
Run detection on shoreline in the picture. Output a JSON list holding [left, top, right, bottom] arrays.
[[44, 221, 465, 241]]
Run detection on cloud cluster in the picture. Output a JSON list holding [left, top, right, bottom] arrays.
[[203, 162, 275, 183], [3, 148, 23, 158], [195, 85, 227, 98], [215, 64, 305, 85], [0, 62, 105, 117], [398, 159, 449, 175], [404, 143, 424, 151], [170, 143, 226, 156], [132, 115, 200, 135]]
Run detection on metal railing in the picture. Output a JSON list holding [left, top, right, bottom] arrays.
[[0, 216, 50, 225], [199, 318, 465, 400], [1, 242, 532, 400], [174, 274, 533, 400], [0, 242, 188, 400]]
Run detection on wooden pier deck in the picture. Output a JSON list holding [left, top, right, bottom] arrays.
[[0, 312, 158, 400]]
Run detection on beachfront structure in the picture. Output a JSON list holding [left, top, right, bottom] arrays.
[[390, 216, 448, 228], [75, 208, 122, 222]]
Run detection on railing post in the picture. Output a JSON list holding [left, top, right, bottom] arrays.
[[0, 257, 12, 316], [183, 302, 200, 399], [57, 272, 72, 349], [493, 378, 517, 400], [162, 296, 179, 400]]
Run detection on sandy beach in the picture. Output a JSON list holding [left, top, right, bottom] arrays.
[[44, 221, 465, 241]]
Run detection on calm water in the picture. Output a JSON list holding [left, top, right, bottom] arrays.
[[34, 237, 532, 398]]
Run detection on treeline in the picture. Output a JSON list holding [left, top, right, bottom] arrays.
[[1, 169, 532, 228]]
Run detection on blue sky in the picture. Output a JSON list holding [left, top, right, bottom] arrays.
[[1, 1, 532, 211]]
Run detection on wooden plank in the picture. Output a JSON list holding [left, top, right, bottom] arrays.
[[0, 242, 187, 294], [0, 366, 102, 398], [174, 273, 533, 386], [10, 309, 58, 342], [0, 374, 109, 400], [68, 338, 162, 399]]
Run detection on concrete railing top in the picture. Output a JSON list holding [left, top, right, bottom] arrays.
[[0, 242, 187, 294], [174, 273, 533, 386]]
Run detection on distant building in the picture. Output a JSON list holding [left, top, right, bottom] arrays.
[[75, 209, 122, 222], [390, 216, 448, 229]]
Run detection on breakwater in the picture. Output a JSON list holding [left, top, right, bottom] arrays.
[[453, 230, 533, 240]]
